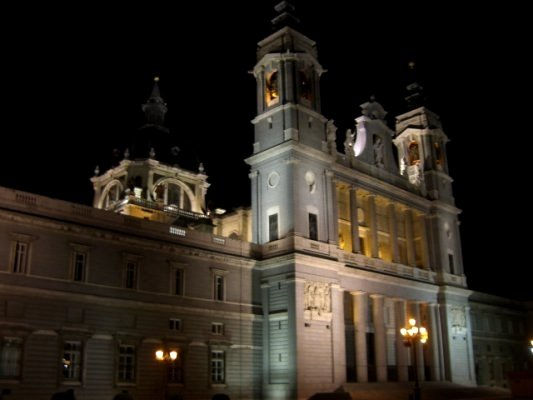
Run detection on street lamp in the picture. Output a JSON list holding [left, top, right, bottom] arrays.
[[155, 348, 179, 400], [400, 318, 429, 400], [529, 339, 533, 355]]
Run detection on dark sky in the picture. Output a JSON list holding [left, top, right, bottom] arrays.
[[1, 2, 531, 299]]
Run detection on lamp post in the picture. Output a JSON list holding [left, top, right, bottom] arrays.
[[400, 318, 428, 400], [155, 348, 179, 400]]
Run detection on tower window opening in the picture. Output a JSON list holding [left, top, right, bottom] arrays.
[[269, 213, 279, 242], [265, 70, 279, 107], [408, 141, 420, 165], [309, 213, 318, 241]]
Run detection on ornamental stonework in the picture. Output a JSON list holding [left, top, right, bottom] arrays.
[[304, 281, 332, 321]]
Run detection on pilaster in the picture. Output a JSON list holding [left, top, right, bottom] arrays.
[[349, 186, 360, 253], [352, 291, 368, 383]]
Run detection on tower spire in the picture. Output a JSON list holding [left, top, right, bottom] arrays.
[[404, 61, 426, 110], [142, 76, 168, 128], [271, 1, 300, 29]]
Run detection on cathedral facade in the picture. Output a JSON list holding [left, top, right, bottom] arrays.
[[0, 3, 530, 400]]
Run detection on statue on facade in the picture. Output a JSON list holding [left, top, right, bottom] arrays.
[[326, 119, 338, 156], [400, 157, 407, 176], [373, 137, 385, 168], [344, 129, 355, 156]]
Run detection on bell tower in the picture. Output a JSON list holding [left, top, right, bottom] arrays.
[[251, 1, 327, 154], [393, 69, 454, 204], [247, 1, 334, 246]]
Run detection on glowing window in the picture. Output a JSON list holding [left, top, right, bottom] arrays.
[[265, 70, 279, 107]]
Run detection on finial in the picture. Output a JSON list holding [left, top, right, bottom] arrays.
[[170, 146, 180, 157], [94, 165, 100, 176], [272, 1, 300, 29], [198, 162, 205, 173], [405, 60, 426, 109], [149, 148, 156, 159], [124, 148, 130, 160]]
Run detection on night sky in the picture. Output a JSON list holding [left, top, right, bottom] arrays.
[[2, 3, 531, 299]]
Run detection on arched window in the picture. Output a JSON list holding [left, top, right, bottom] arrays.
[[152, 179, 196, 212], [408, 141, 420, 165], [434, 142, 444, 168], [100, 180, 123, 210], [265, 70, 279, 107]]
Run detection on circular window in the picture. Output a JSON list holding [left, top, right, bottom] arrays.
[[268, 172, 280, 188]]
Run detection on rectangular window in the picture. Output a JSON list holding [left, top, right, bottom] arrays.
[[211, 350, 225, 384], [169, 318, 181, 331], [118, 344, 135, 383], [125, 262, 137, 289], [214, 275, 224, 301], [0, 337, 22, 379], [174, 269, 183, 296], [308, 213, 318, 241], [211, 322, 224, 335], [73, 252, 86, 282], [448, 253, 455, 274], [62, 341, 82, 381], [269, 213, 279, 242], [12, 242, 28, 273]]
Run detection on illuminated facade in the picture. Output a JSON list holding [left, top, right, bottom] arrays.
[[0, 3, 531, 400]]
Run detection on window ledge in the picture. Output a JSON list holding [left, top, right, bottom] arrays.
[[61, 380, 82, 386], [116, 382, 137, 387], [211, 383, 227, 388], [0, 378, 20, 384]]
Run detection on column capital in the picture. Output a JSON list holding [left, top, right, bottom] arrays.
[[350, 290, 367, 296], [369, 293, 385, 299], [248, 170, 259, 179]]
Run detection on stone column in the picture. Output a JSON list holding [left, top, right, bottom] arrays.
[[284, 59, 295, 103], [387, 202, 400, 263], [367, 195, 379, 258], [353, 291, 368, 383], [257, 67, 265, 114], [425, 303, 442, 381], [371, 294, 387, 382], [249, 171, 260, 244], [332, 285, 347, 385], [349, 186, 361, 253], [404, 209, 417, 267], [326, 172, 338, 245], [409, 301, 425, 382], [418, 214, 431, 269], [395, 299, 409, 382]]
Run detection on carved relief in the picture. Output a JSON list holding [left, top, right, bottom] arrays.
[[304, 281, 332, 321], [450, 306, 467, 332]]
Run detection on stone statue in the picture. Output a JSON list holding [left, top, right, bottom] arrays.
[[400, 157, 407, 176], [327, 120, 337, 143], [344, 129, 355, 156], [373, 137, 384, 168]]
